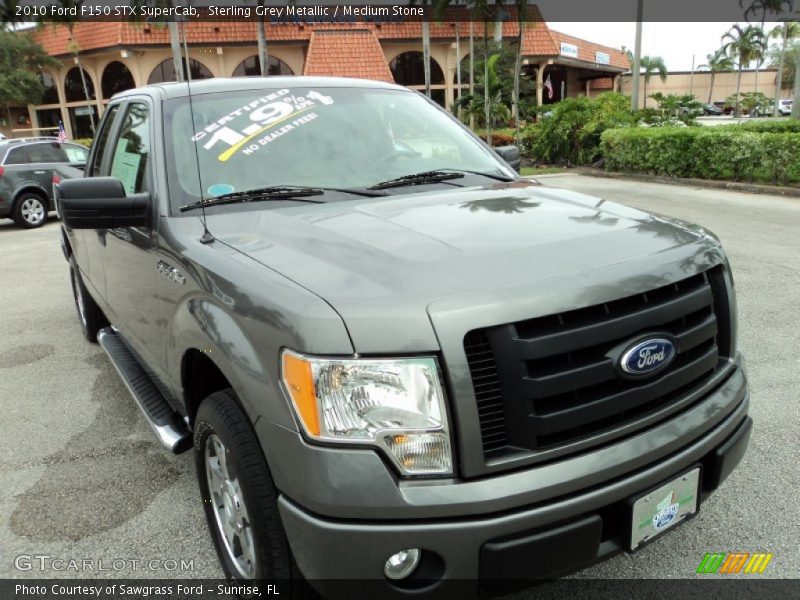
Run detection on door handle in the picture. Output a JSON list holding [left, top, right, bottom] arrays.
[[34, 170, 46, 174]]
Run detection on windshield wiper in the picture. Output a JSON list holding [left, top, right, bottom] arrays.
[[368, 169, 514, 191], [441, 168, 516, 182], [369, 170, 466, 190], [180, 184, 387, 212], [180, 186, 327, 212]]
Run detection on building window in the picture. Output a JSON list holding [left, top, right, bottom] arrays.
[[64, 67, 96, 102], [389, 51, 446, 107], [39, 72, 59, 104], [68, 105, 98, 139], [389, 51, 445, 86], [102, 61, 136, 99], [148, 58, 213, 84], [232, 55, 294, 77], [35, 108, 62, 135]]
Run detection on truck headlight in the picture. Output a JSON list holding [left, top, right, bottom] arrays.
[[281, 350, 453, 476]]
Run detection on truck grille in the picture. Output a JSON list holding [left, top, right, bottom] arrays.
[[465, 266, 731, 461]]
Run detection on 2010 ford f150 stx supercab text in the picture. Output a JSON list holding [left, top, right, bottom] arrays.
[[55, 78, 751, 598]]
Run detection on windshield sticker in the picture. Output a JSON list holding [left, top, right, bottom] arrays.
[[191, 89, 333, 162], [207, 183, 235, 197]]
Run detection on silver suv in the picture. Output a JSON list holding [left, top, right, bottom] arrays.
[[0, 137, 87, 228]]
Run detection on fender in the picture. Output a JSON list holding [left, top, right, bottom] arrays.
[[169, 294, 277, 428], [13, 182, 51, 207]]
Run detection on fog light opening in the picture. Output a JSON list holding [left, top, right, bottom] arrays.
[[384, 548, 421, 580]]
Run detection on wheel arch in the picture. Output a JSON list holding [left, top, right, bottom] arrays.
[[13, 185, 50, 207], [181, 348, 238, 428]]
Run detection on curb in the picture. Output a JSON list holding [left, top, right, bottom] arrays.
[[572, 168, 800, 198]]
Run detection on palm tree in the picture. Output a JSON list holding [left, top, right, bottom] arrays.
[[256, 0, 269, 76], [511, 0, 526, 146], [722, 24, 767, 117], [698, 48, 735, 104], [741, 1, 792, 94], [639, 56, 668, 107], [435, 0, 493, 137], [770, 21, 800, 114]]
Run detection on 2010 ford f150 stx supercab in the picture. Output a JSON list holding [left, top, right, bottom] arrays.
[[55, 78, 751, 598]]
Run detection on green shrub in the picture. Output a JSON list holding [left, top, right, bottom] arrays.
[[522, 92, 636, 165], [731, 120, 800, 134], [72, 137, 93, 148], [600, 127, 800, 184]]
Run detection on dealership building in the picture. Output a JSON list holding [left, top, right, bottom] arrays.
[[17, 9, 628, 139]]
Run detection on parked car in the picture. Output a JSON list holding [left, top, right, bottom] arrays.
[[702, 103, 723, 116], [778, 99, 793, 116], [0, 137, 88, 228], [678, 104, 704, 117], [56, 78, 751, 597]]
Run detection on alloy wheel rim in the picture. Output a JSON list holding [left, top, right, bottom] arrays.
[[21, 198, 45, 225], [205, 434, 256, 579]]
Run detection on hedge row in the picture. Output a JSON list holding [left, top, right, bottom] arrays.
[[730, 120, 800, 134], [600, 127, 800, 185]]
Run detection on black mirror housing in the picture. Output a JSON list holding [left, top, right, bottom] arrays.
[[494, 145, 521, 172], [57, 177, 150, 229]]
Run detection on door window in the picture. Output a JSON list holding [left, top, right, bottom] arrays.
[[109, 102, 150, 195], [89, 104, 120, 176]]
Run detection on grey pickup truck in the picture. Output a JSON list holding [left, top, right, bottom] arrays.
[[56, 78, 751, 598]]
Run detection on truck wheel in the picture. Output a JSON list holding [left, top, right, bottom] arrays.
[[194, 389, 318, 597], [69, 258, 108, 343], [13, 192, 48, 228]]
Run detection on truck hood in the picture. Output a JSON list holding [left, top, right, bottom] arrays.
[[207, 182, 722, 352]]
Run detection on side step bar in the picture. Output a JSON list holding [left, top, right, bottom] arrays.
[[97, 327, 191, 453]]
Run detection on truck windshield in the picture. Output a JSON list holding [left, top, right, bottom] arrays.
[[163, 86, 509, 212]]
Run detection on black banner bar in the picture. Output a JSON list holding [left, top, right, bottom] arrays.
[[1, 579, 799, 600], [3, 0, 800, 23]]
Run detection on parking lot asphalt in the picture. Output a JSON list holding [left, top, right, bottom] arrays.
[[0, 174, 797, 591]]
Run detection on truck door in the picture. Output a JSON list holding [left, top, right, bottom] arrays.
[[98, 99, 164, 369], [78, 103, 123, 303]]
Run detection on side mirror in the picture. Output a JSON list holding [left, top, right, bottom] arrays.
[[494, 145, 521, 172], [57, 177, 150, 229]]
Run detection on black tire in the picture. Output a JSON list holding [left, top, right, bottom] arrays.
[[69, 257, 108, 343], [194, 389, 319, 598], [12, 192, 49, 229]]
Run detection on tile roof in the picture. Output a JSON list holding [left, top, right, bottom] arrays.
[[29, 9, 627, 76], [31, 21, 314, 56], [548, 30, 629, 70], [303, 29, 393, 83]]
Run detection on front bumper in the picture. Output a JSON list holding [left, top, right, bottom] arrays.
[[276, 366, 750, 598]]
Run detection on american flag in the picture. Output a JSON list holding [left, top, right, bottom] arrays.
[[544, 74, 554, 100], [56, 121, 68, 143]]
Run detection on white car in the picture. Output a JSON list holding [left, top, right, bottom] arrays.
[[778, 99, 793, 116]]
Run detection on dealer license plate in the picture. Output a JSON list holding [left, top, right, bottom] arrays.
[[630, 467, 700, 551]]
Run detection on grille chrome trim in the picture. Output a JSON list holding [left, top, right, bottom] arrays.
[[465, 266, 731, 462]]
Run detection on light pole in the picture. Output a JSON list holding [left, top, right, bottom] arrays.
[[630, 0, 644, 111]]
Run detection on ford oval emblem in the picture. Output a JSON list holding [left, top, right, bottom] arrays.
[[619, 337, 676, 377]]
